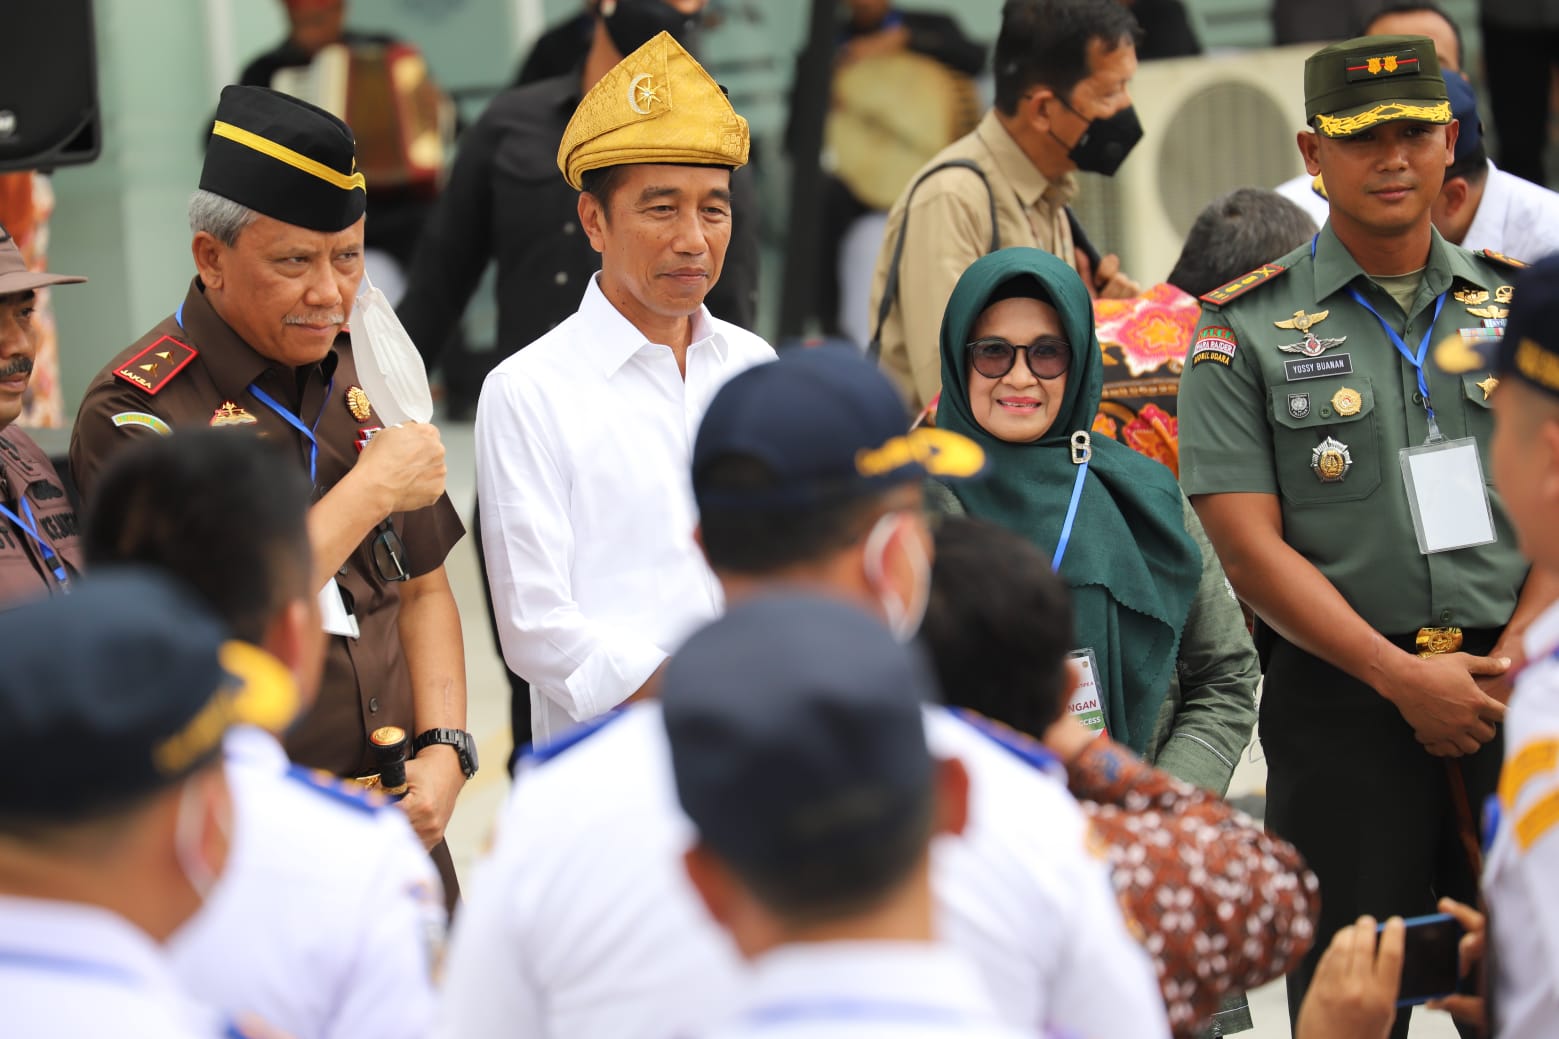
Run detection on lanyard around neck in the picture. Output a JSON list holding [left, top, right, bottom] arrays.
[[0, 495, 69, 589], [175, 299, 332, 484], [1052, 432, 1092, 573], [1311, 236, 1449, 437]]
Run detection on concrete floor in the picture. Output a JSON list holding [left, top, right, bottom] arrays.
[[434, 416, 1460, 1039]]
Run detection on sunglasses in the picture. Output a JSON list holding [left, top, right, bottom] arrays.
[[967, 336, 1072, 380]]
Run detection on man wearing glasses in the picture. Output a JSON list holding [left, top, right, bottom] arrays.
[[69, 85, 473, 912]]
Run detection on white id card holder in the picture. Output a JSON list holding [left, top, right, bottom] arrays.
[[1065, 648, 1108, 737], [1398, 437, 1497, 554], [318, 578, 361, 639]]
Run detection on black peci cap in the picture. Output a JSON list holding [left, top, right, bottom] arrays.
[[201, 85, 367, 233], [1498, 255, 1559, 400]]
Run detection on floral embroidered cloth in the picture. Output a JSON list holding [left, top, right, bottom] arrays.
[[1092, 282, 1199, 477]]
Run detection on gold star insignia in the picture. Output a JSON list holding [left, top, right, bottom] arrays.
[[636, 81, 660, 109], [1477, 376, 1499, 400]]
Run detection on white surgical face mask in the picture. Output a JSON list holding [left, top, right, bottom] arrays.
[[863, 511, 932, 642], [174, 774, 230, 903]]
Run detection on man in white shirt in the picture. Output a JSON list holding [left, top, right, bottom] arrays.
[[83, 430, 444, 1039], [0, 571, 291, 1038], [668, 593, 1033, 1039], [1429, 70, 1559, 263], [476, 30, 774, 746], [440, 347, 1169, 1038]]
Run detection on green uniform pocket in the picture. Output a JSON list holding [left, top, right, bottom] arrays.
[[1267, 377, 1381, 504]]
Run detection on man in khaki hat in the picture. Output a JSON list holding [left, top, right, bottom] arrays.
[[0, 224, 85, 601], [476, 30, 774, 748], [1179, 33, 1556, 1036]]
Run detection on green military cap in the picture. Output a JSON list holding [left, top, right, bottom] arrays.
[[1304, 34, 1451, 139]]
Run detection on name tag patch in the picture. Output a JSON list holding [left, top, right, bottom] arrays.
[[1283, 353, 1354, 381]]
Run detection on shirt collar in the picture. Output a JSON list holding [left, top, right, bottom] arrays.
[[1463, 160, 1505, 253], [1309, 222, 1459, 306], [580, 273, 728, 378], [974, 110, 1076, 211], [741, 941, 1001, 1026], [0, 894, 175, 992], [178, 279, 340, 403]]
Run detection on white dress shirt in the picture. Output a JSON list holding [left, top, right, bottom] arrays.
[[699, 941, 1031, 1039], [169, 726, 444, 1039], [476, 275, 775, 745], [1483, 601, 1559, 1039], [1463, 161, 1559, 262], [437, 704, 1168, 1039], [0, 895, 215, 1038]]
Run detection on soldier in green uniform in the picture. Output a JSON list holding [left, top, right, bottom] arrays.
[[1177, 34, 1559, 1039]]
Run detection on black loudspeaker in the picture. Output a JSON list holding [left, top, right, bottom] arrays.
[[0, 0, 101, 172]]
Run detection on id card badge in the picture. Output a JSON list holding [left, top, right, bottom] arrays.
[[318, 578, 361, 639], [1065, 648, 1108, 737], [1399, 437, 1497, 554]]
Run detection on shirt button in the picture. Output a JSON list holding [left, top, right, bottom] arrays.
[[369, 697, 380, 713], [1412, 391, 1425, 405], [554, 271, 569, 285], [1440, 609, 1453, 623]]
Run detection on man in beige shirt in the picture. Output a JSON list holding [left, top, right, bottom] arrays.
[[870, 0, 1143, 412]]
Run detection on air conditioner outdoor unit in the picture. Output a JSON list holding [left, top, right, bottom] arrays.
[[1070, 44, 1317, 286]]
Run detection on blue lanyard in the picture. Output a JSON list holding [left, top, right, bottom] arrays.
[[0, 496, 68, 589], [248, 382, 332, 485], [174, 300, 332, 482], [1052, 458, 1089, 572], [0, 948, 137, 985], [1311, 236, 1449, 434]]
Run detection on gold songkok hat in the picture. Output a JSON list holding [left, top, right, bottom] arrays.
[[557, 31, 750, 191]]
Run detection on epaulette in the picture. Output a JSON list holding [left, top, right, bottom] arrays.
[[521, 709, 627, 767], [113, 335, 198, 396], [284, 764, 388, 815], [1199, 263, 1289, 307], [945, 706, 1062, 777], [1477, 249, 1527, 270]]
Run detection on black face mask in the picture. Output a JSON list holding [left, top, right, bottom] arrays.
[[1053, 101, 1143, 177], [601, 0, 703, 57]]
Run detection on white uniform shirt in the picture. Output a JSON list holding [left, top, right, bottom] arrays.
[[700, 941, 1032, 1039], [1274, 173, 1331, 230], [1484, 602, 1559, 1039], [0, 895, 214, 1038], [1463, 161, 1559, 262], [438, 704, 1168, 1039], [475, 275, 775, 745], [169, 726, 444, 1039]]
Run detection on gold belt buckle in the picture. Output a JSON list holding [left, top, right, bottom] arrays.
[[1416, 626, 1464, 657]]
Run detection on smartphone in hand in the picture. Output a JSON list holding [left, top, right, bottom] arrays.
[[1384, 912, 1466, 1007]]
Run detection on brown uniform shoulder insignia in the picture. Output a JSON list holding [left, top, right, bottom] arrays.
[[113, 335, 198, 396], [1478, 249, 1527, 270], [1199, 263, 1289, 307]]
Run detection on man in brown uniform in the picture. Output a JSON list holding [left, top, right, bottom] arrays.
[[0, 225, 85, 600], [69, 86, 471, 905]]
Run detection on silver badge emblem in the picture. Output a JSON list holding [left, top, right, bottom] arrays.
[[1288, 393, 1311, 420], [1310, 436, 1352, 483]]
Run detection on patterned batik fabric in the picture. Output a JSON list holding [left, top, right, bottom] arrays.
[[1092, 283, 1200, 477]]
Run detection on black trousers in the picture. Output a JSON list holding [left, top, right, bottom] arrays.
[[1262, 634, 1501, 1039], [1479, 14, 1559, 188]]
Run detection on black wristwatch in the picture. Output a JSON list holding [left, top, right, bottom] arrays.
[[412, 728, 479, 779]]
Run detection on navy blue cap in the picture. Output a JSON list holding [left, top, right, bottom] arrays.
[[1443, 71, 1483, 165], [663, 595, 936, 879], [0, 569, 298, 820], [692, 346, 986, 512], [1498, 255, 1559, 399]]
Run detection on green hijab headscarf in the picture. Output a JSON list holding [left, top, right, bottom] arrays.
[[936, 248, 1201, 752]]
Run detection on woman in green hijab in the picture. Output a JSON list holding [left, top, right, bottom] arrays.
[[931, 247, 1257, 793]]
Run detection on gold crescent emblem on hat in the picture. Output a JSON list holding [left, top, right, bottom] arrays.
[[627, 73, 659, 116]]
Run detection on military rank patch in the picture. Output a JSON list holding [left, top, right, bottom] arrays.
[[1344, 49, 1420, 81], [1479, 250, 1527, 270], [1191, 326, 1238, 368], [111, 411, 173, 436], [113, 336, 197, 396], [1199, 263, 1287, 306]]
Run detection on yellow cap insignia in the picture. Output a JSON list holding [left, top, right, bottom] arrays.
[[557, 31, 750, 190], [855, 427, 986, 480]]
